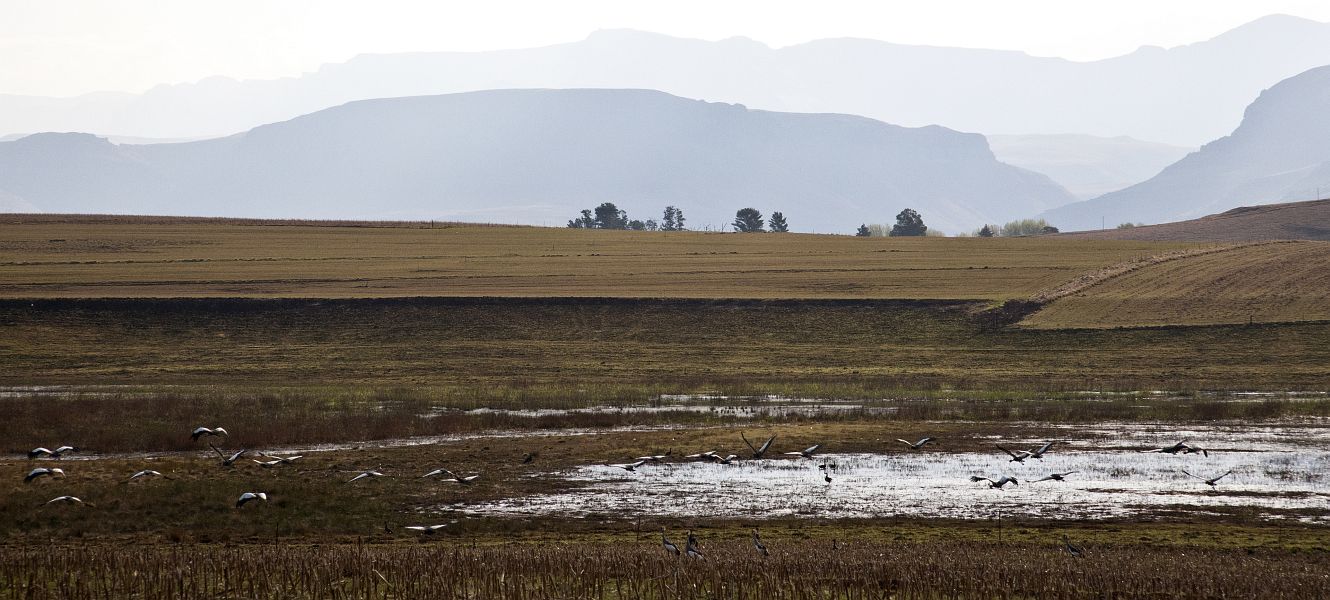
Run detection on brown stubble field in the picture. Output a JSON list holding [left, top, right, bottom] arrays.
[[3, 217, 1330, 598]]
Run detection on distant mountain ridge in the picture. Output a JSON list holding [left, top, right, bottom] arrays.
[[0, 89, 1074, 233], [3, 15, 1330, 145], [1044, 65, 1330, 231], [986, 135, 1193, 200]]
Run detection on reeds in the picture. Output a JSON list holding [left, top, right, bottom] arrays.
[[1, 539, 1325, 599]]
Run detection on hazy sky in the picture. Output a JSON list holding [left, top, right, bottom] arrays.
[[5, 0, 1330, 97]]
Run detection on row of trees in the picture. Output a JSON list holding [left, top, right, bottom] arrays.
[[971, 218, 1059, 237], [567, 203, 686, 231]]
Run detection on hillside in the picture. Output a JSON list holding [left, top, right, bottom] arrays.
[[987, 134, 1193, 199], [5, 16, 1330, 146], [0, 89, 1074, 234], [1021, 241, 1330, 328], [1044, 65, 1330, 230], [1058, 199, 1330, 241]]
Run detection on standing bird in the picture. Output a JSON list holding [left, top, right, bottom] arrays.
[[752, 529, 769, 556], [823, 470, 832, 484], [997, 445, 1032, 463], [741, 433, 777, 459], [970, 475, 1019, 489], [1032, 471, 1077, 483], [191, 427, 229, 442], [1183, 470, 1232, 487], [1063, 534, 1085, 558], [1028, 441, 1056, 459], [685, 530, 704, 560], [661, 528, 680, 556], [24, 467, 64, 483], [784, 444, 822, 460], [522, 452, 537, 464], [347, 469, 387, 483], [210, 444, 246, 467], [235, 492, 267, 508], [896, 437, 936, 450]]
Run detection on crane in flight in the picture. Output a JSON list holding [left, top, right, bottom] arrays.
[[970, 475, 1019, 489], [784, 444, 822, 459], [997, 445, 1033, 463], [1183, 469, 1232, 487], [235, 492, 267, 508], [191, 427, 228, 442], [24, 467, 64, 483], [1027, 441, 1056, 459], [896, 437, 935, 450], [1032, 471, 1077, 483], [741, 433, 777, 459], [28, 446, 78, 459]]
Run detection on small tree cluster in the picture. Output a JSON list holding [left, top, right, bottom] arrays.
[[731, 208, 790, 233], [568, 203, 676, 231], [661, 206, 687, 231], [998, 218, 1057, 237]]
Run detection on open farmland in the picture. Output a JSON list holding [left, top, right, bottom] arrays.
[[0, 215, 1194, 300], [1023, 241, 1330, 328]]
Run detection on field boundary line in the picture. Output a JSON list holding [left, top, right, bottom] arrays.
[[1026, 240, 1298, 305]]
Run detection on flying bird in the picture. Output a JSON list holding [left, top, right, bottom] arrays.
[[404, 524, 449, 534], [1183, 470, 1232, 487], [784, 444, 822, 459], [260, 453, 303, 464], [235, 492, 267, 508], [997, 445, 1033, 463], [684, 451, 718, 461], [1032, 471, 1077, 483], [28, 446, 77, 459], [1142, 441, 1193, 455], [970, 475, 1020, 489], [661, 528, 680, 556], [1028, 441, 1056, 459], [1063, 534, 1085, 558], [713, 454, 739, 465], [741, 433, 777, 459], [752, 528, 769, 556], [210, 444, 247, 467], [609, 460, 648, 472], [635, 453, 670, 463], [347, 469, 387, 483], [24, 467, 64, 483], [126, 469, 170, 482], [191, 427, 229, 442], [44, 496, 86, 506], [896, 437, 935, 450]]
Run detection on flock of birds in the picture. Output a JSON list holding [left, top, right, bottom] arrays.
[[21, 425, 477, 525], [20, 426, 1237, 554]]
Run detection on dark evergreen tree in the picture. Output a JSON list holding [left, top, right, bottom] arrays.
[[978, 224, 994, 237], [567, 209, 595, 229], [855, 224, 872, 237], [768, 211, 789, 232], [732, 208, 765, 232], [593, 202, 629, 229]]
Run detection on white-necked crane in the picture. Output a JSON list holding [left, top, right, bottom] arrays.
[[235, 492, 267, 508], [1142, 440, 1193, 455], [210, 444, 246, 467], [896, 437, 935, 450], [44, 495, 86, 506], [742, 433, 777, 459], [685, 530, 704, 560], [997, 445, 1032, 463], [126, 469, 170, 482], [609, 460, 648, 472], [1032, 471, 1077, 483], [753, 528, 769, 556], [661, 527, 680, 556], [971, 475, 1019, 489], [28, 446, 77, 459], [347, 469, 387, 483], [24, 467, 64, 483], [1063, 534, 1085, 558], [1028, 441, 1056, 459], [1183, 469, 1232, 487], [785, 444, 822, 459], [191, 427, 228, 442], [405, 524, 448, 534]]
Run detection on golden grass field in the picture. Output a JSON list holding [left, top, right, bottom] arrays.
[[0, 217, 1194, 300], [1023, 241, 1330, 328]]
